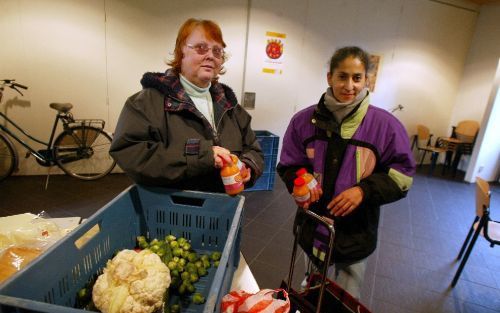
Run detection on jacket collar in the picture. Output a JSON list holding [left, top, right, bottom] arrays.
[[140, 69, 237, 113], [312, 92, 370, 139]]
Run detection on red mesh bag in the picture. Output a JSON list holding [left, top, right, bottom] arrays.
[[221, 288, 290, 313]]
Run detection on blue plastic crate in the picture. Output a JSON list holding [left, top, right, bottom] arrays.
[[247, 131, 279, 191], [255, 130, 279, 156], [263, 154, 278, 174], [0, 185, 244, 313], [246, 172, 275, 191]]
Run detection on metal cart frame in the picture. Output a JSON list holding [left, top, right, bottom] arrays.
[[281, 210, 372, 313]]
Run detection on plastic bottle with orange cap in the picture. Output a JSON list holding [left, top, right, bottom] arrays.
[[232, 154, 249, 181], [220, 154, 247, 196]]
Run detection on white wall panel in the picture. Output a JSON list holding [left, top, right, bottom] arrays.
[[105, 0, 248, 129], [0, 0, 107, 175], [450, 4, 500, 126], [455, 4, 500, 181], [243, 0, 476, 147], [242, 0, 309, 146], [0, 0, 247, 175], [296, 0, 404, 113], [388, 0, 476, 137]]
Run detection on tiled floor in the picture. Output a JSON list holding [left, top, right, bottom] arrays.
[[1, 166, 499, 312]]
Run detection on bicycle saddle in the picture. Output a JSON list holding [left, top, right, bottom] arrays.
[[50, 102, 73, 113]]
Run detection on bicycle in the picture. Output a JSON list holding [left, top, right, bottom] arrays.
[[0, 79, 116, 182]]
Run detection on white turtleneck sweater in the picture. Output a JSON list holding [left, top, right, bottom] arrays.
[[180, 75, 216, 129]]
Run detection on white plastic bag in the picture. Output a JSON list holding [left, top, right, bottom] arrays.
[[0, 211, 63, 284]]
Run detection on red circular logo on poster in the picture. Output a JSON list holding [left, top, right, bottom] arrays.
[[266, 39, 283, 59]]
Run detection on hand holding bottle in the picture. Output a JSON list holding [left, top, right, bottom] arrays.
[[296, 168, 323, 209], [213, 146, 232, 168], [293, 177, 311, 208], [220, 157, 244, 196], [232, 154, 251, 183]]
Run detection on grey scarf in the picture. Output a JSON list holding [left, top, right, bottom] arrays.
[[324, 87, 369, 123]]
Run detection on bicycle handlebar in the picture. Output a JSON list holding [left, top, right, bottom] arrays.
[[12, 82, 28, 90], [1, 79, 28, 96]]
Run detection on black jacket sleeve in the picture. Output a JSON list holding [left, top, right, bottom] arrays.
[[358, 172, 406, 206]]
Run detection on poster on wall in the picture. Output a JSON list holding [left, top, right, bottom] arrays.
[[368, 54, 381, 92], [262, 31, 286, 75]]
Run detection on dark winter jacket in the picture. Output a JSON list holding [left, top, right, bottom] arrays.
[[277, 92, 416, 263], [110, 69, 264, 192]]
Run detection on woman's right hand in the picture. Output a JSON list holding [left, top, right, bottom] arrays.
[[212, 146, 232, 168]]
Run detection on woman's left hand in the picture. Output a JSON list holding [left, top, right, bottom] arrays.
[[303, 186, 323, 210], [241, 165, 251, 183], [327, 186, 364, 217]]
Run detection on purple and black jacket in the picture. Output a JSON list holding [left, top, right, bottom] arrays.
[[278, 93, 416, 264]]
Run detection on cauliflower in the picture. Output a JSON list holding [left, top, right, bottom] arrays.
[[92, 249, 171, 313]]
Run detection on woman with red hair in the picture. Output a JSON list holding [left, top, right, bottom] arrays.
[[111, 18, 263, 191]]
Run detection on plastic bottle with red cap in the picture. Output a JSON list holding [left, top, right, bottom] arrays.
[[296, 168, 319, 192], [293, 177, 310, 207]]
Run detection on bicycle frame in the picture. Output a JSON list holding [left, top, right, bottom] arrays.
[[1, 80, 115, 182], [0, 110, 69, 165]]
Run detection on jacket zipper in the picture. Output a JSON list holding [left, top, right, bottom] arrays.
[[167, 94, 218, 137], [167, 94, 236, 146], [213, 106, 234, 145]]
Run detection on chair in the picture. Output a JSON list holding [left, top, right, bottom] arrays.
[[452, 120, 480, 177], [411, 124, 447, 175], [440, 120, 480, 178], [451, 177, 500, 287]]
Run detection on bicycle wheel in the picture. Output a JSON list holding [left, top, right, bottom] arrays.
[[54, 126, 116, 180], [0, 132, 17, 182]]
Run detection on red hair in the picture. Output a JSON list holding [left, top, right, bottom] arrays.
[[168, 18, 227, 77]]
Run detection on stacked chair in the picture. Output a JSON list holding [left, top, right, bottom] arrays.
[[440, 120, 480, 177]]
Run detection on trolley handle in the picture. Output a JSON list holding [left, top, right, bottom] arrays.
[[304, 210, 335, 234], [286, 209, 335, 313]]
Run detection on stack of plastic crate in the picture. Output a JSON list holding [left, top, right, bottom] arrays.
[[247, 130, 279, 191]]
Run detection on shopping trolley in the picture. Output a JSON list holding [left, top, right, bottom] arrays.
[[280, 210, 373, 313]]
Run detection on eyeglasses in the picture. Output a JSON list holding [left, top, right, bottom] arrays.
[[186, 43, 225, 59]]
